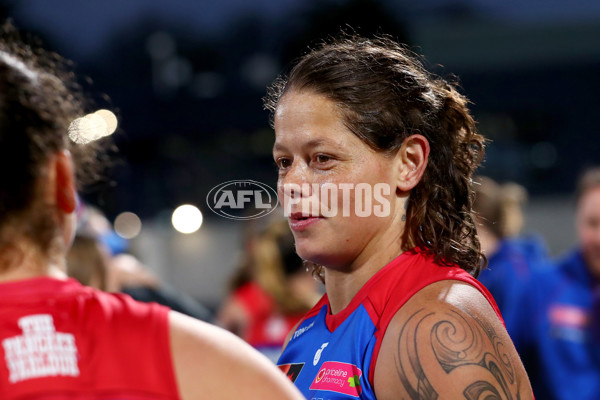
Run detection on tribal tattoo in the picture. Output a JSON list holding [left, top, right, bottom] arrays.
[[394, 307, 522, 400]]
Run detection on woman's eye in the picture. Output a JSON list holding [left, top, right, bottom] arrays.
[[315, 154, 331, 164], [277, 158, 292, 170]]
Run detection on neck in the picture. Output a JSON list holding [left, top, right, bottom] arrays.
[[0, 242, 67, 284], [325, 223, 404, 314]]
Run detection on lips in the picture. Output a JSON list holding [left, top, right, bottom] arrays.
[[288, 212, 323, 232]]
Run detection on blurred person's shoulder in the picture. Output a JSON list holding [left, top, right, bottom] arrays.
[[554, 249, 591, 286], [509, 234, 553, 270]]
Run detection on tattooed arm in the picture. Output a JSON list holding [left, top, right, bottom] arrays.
[[374, 281, 533, 400]]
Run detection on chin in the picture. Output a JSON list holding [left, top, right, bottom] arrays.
[[295, 244, 344, 269], [295, 243, 321, 265]]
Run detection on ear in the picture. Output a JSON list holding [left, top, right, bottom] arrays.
[[394, 134, 430, 193], [54, 150, 76, 213]]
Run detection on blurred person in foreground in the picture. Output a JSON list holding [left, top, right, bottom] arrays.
[[511, 167, 600, 400], [473, 176, 550, 331], [0, 24, 303, 400], [265, 33, 533, 399], [217, 218, 321, 361]]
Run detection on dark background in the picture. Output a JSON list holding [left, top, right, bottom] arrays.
[[3, 0, 600, 222]]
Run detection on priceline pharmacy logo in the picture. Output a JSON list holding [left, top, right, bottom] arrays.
[[207, 180, 392, 220]]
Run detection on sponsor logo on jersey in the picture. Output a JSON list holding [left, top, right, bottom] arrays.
[[2, 314, 79, 383], [309, 361, 362, 397], [313, 342, 328, 366], [278, 363, 304, 383], [292, 321, 315, 341]]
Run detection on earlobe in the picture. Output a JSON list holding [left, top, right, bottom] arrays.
[[54, 150, 76, 213], [395, 134, 430, 192]]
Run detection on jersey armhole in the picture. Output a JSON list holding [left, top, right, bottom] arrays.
[[366, 277, 500, 387], [367, 297, 403, 387]]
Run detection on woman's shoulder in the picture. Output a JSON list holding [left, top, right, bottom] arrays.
[[364, 250, 485, 320], [373, 280, 533, 400]]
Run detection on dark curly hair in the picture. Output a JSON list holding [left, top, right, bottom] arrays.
[[0, 23, 104, 267], [264, 34, 486, 277]]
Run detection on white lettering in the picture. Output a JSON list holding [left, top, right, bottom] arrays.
[[254, 191, 271, 209], [283, 183, 301, 217], [373, 183, 391, 217], [355, 183, 371, 217], [320, 183, 338, 218], [339, 184, 354, 217], [281, 182, 395, 218], [3, 314, 79, 383], [214, 191, 237, 209], [292, 321, 315, 340]]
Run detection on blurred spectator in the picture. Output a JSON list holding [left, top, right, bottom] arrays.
[[68, 205, 211, 321], [511, 167, 600, 400], [76, 205, 129, 256], [473, 176, 550, 323], [66, 234, 109, 290], [217, 218, 321, 361]]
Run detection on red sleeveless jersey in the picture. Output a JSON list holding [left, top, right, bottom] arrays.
[[0, 277, 180, 400], [278, 249, 505, 399]]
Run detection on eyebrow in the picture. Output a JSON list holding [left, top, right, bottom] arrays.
[[273, 138, 330, 153]]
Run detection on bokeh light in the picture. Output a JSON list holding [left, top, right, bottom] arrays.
[[68, 109, 118, 144], [114, 212, 142, 239], [172, 205, 203, 234], [94, 109, 118, 135]]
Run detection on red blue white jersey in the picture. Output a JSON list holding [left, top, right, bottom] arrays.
[[0, 277, 180, 400], [278, 249, 502, 399]]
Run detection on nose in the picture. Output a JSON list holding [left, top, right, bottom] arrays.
[[278, 160, 312, 201]]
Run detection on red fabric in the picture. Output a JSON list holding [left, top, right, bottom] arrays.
[[355, 249, 502, 385], [292, 249, 503, 387], [365, 250, 504, 384], [233, 282, 305, 348], [0, 277, 180, 400]]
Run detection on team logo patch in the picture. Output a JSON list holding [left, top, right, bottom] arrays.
[[279, 363, 305, 383], [309, 361, 362, 397]]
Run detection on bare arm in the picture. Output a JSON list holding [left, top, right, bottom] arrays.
[[374, 281, 533, 400], [169, 311, 304, 400]]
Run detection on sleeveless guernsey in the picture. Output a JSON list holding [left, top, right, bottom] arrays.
[[0, 277, 180, 400], [278, 249, 502, 400]]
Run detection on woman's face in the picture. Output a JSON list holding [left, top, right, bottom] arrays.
[[273, 90, 403, 269]]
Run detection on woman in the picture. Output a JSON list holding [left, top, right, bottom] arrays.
[[0, 25, 302, 400], [265, 35, 533, 399]]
